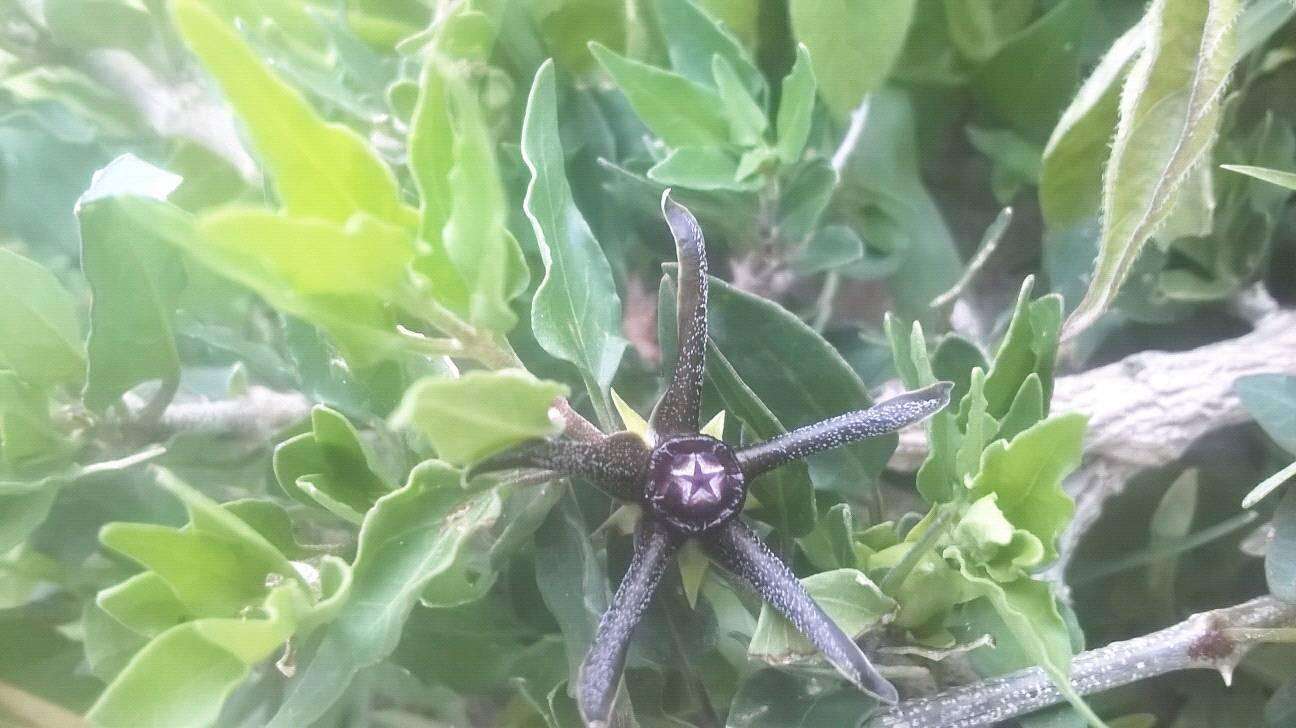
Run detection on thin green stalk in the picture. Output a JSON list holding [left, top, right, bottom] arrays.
[[1070, 510, 1259, 586]]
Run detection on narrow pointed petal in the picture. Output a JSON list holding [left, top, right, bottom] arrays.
[[703, 519, 899, 704], [650, 190, 708, 438], [578, 519, 682, 727], [466, 432, 649, 501], [737, 381, 954, 479]]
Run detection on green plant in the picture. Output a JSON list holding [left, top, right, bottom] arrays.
[[1, 1, 1295, 727]]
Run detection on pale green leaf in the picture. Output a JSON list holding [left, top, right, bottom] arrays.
[[1222, 164, 1296, 191], [268, 461, 501, 727], [87, 583, 306, 728], [789, 0, 918, 119], [196, 208, 414, 298], [77, 156, 187, 411], [749, 569, 894, 663], [949, 551, 1104, 727], [1040, 19, 1146, 229], [172, 0, 414, 227], [969, 413, 1086, 562], [390, 369, 568, 465], [1064, 0, 1242, 339], [99, 468, 300, 617], [0, 248, 84, 387], [647, 147, 752, 191]]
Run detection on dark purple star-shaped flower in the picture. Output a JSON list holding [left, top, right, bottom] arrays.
[[472, 192, 952, 727]]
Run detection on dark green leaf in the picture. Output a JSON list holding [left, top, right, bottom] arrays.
[[521, 60, 628, 405]]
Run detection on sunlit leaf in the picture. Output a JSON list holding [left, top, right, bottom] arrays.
[[172, 0, 414, 228], [391, 369, 568, 466]]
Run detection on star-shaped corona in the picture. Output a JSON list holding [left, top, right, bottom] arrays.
[[470, 190, 953, 728]]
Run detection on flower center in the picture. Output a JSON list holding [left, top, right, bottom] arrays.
[[644, 435, 745, 535]]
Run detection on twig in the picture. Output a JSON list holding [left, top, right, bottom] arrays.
[[125, 385, 312, 440], [870, 595, 1296, 728]]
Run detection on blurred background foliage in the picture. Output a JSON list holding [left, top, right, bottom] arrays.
[[0, 0, 1294, 726]]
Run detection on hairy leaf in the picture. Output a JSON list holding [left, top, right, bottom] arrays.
[[1064, 0, 1242, 338]]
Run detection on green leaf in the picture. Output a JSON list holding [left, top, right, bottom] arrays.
[[974, 0, 1093, 140], [533, 488, 613, 687], [791, 225, 865, 275], [1148, 469, 1197, 603], [88, 582, 307, 728], [78, 156, 187, 411], [704, 274, 895, 494], [942, 0, 1036, 62], [949, 551, 1103, 726], [969, 414, 1085, 563], [268, 461, 502, 727], [727, 668, 878, 727], [171, 0, 414, 228], [837, 90, 962, 318], [648, 147, 752, 191], [749, 569, 894, 664], [886, 317, 961, 502], [789, 0, 918, 119], [0, 248, 84, 388], [0, 372, 71, 469], [799, 503, 858, 571], [655, 0, 763, 94], [1063, 0, 1242, 339], [1221, 164, 1296, 191], [409, 57, 522, 332], [97, 571, 191, 638], [703, 339, 816, 537], [1236, 374, 1296, 455], [99, 468, 300, 617], [776, 44, 817, 164], [0, 479, 64, 555], [391, 369, 568, 466], [589, 42, 730, 147], [979, 277, 1063, 420], [1040, 20, 1145, 229], [956, 368, 998, 480], [196, 207, 414, 298], [712, 55, 768, 146], [1268, 487, 1296, 603], [521, 60, 628, 402], [1242, 460, 1296, 511], [172, 207, 412, 366], [273, 405, 391, 520], [44, 0, 153, 53]]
